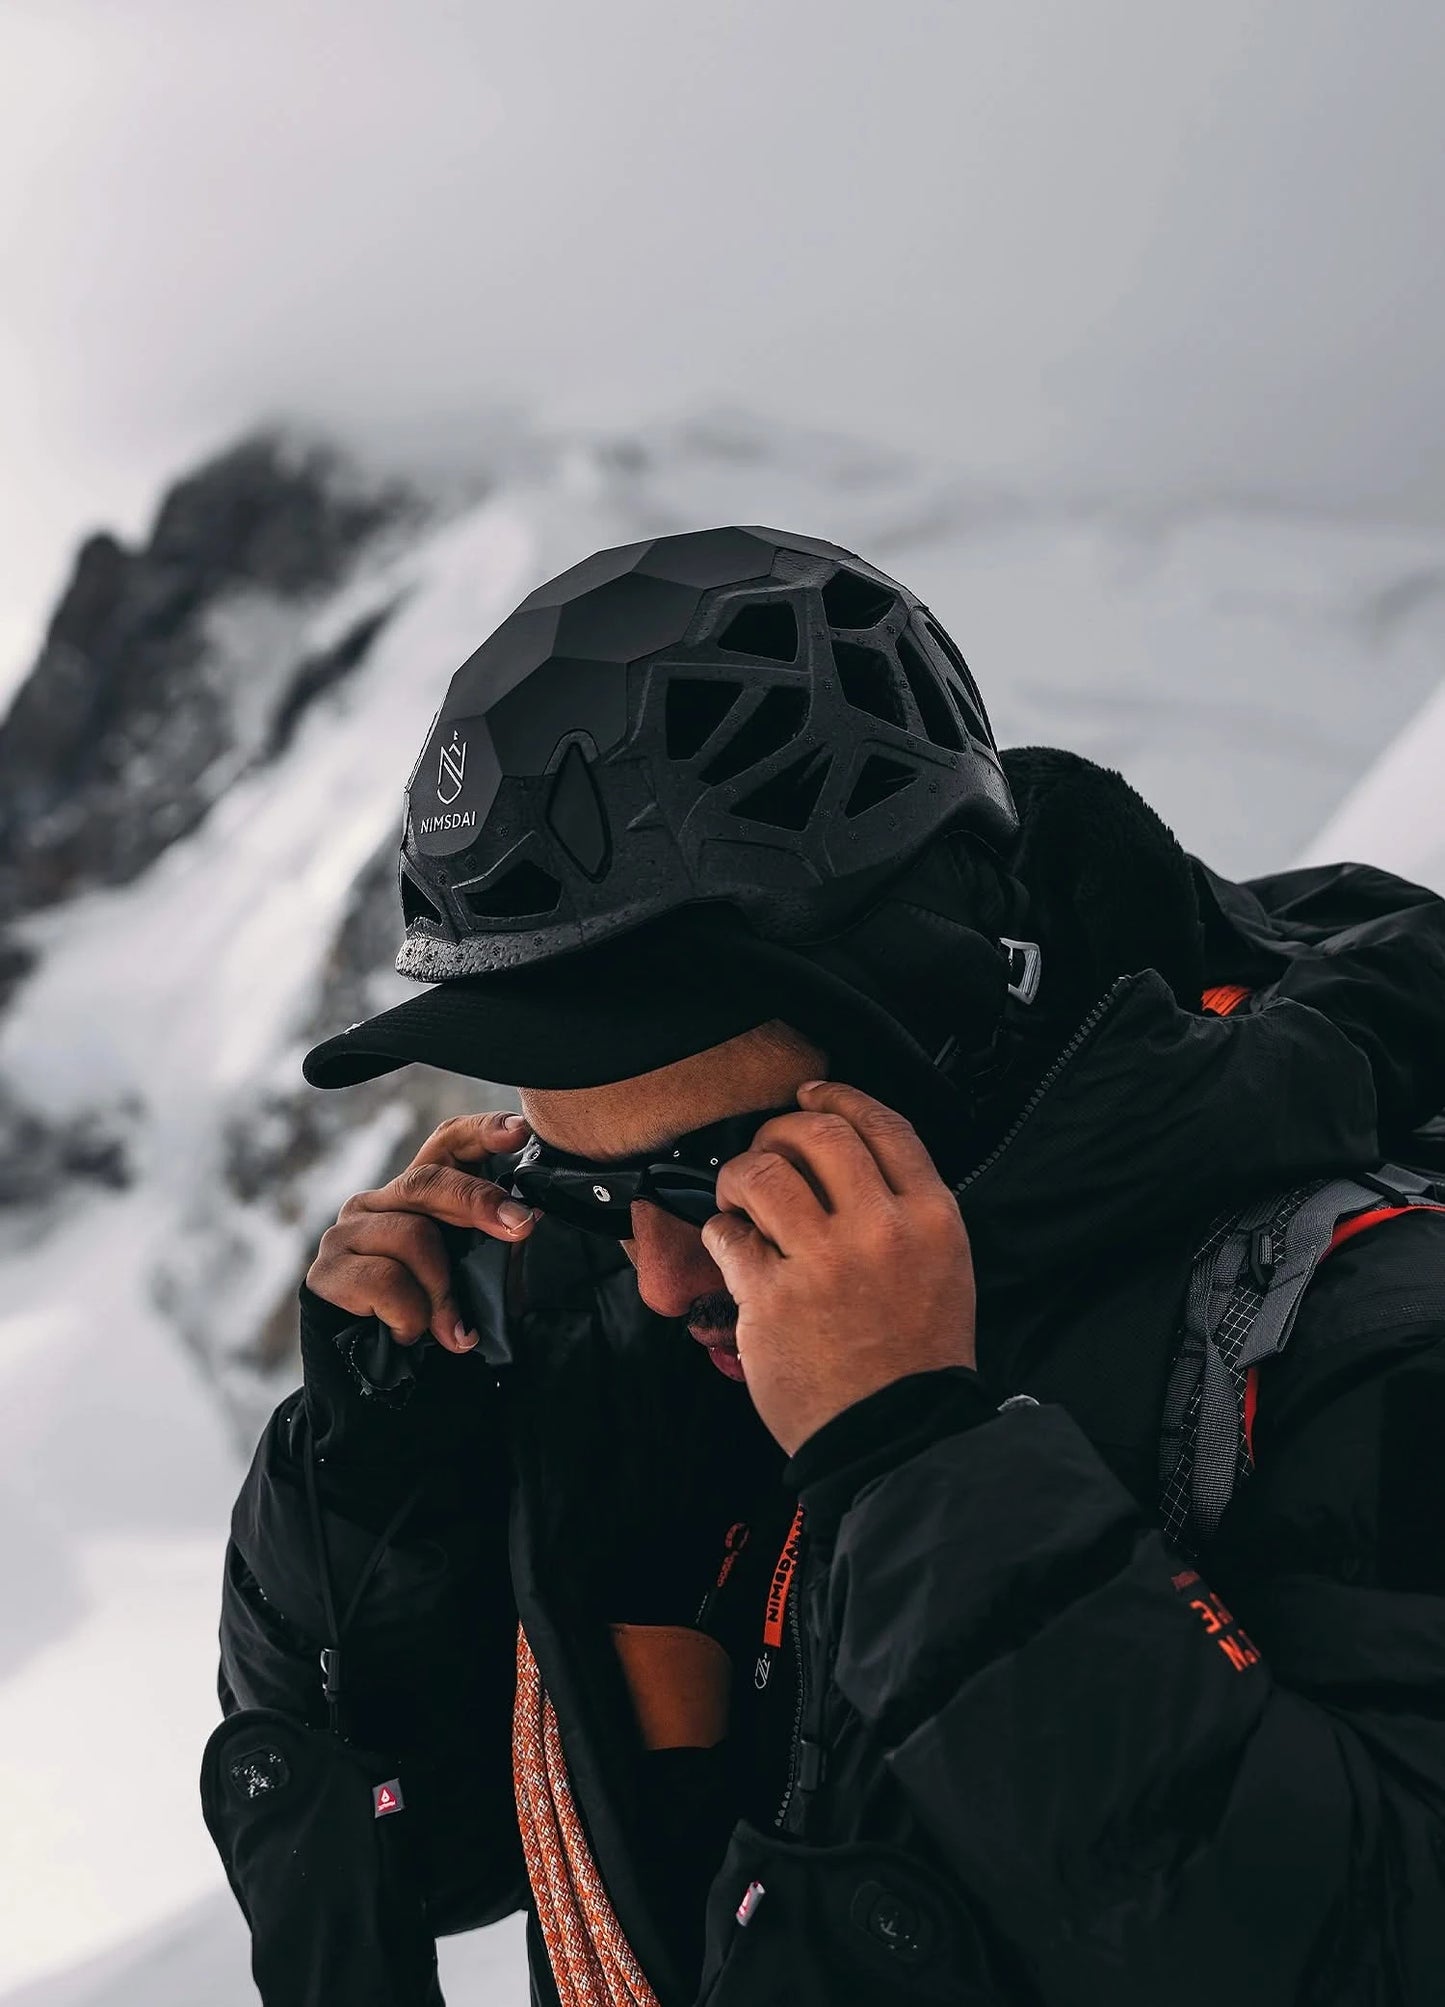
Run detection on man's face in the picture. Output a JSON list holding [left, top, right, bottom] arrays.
[[519, 1020, 826, 1381]]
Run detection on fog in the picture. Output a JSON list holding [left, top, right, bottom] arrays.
[[3, 0, 1445, 682]]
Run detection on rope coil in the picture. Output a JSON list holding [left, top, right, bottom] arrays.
[[513, 1622, 661, 2007]]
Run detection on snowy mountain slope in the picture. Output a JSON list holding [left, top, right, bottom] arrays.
[[1, 413, 1443, 2001], [0, 1890, 526, 2007], [1299, 669, 1445, 893]]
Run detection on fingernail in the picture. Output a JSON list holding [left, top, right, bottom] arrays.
[[498, 1199, 536, 1230], [500, 1113, 529, 1134], [455, 1325, 480, 1351], [798, 1079, 827, 1094]]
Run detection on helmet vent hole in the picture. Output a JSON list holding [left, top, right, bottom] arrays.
[[547, 742, 610, 877], [821, 568, 896, 630], [730, 749, 833, 832], [665, 677, 744, 760], [897, 630, 965, 753], [701, 688, 809, 785], [462, 861, 563, 920], [401, 870, 446, 928], [717, 602, 799, 663], [833, 640, 908, 731], [922, 616, 991, 741], [844, 755, 918, 818]]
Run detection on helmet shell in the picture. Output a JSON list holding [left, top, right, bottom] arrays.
[[397, 525, 1017, 978]]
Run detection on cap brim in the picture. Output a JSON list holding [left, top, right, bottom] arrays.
[[303, 955, 767, 1091], [302, 907, 981, 1168]]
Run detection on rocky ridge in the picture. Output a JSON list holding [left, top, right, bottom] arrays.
[[0, 436, 432, 1222], [0, 435, 419, 924]]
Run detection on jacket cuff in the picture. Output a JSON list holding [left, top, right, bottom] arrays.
[[783, 1366, 998, 1542], [301, 1283, 425, 1397]]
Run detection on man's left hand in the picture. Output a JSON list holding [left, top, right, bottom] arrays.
[[701, 1081, 978, 1456]]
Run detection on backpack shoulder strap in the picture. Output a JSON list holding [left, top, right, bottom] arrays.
[[1158, 1163, 1445, 1556]]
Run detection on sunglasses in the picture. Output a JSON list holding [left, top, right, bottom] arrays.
[[510, 1103, 795, 1239]]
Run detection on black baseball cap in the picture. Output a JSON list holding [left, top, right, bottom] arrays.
[[302, 903, 996, 1167]]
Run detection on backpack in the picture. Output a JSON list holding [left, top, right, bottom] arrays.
[[1157, 984, 1445, 1557]]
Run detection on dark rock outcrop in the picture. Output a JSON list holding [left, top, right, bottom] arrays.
[[0, 434, 415, 923], [264, 599, 405, 762], [0, 1078, 136, 1211]]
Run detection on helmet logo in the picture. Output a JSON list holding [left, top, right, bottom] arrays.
[[436, 730, 468, 806]]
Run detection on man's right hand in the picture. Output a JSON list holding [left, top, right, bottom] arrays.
[[305, 1112, 539, 1354]]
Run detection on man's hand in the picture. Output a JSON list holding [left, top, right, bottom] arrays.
[[701, 1081, 977, 1455], [306, 1111, 538, 1353]]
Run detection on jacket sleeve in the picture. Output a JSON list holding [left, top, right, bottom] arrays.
[[786, 1261, 1445, 2005], [203, 1283, 528, 2007]]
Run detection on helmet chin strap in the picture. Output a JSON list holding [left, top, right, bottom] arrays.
[[784, 834, 1039, 1159], [931, 936, 1043, 1070]]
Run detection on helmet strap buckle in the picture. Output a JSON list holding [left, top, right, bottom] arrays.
[[1000, 937, 1043, 1007]]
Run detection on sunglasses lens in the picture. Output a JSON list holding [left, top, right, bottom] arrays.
[[509, 1122, 763, 1239], [645, 1169, 720, 1226], [511, 1166, 635, 1238]]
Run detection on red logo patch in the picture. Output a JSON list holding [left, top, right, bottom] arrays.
[[1175, 1579, 1262, 1673], [373, 1779, 404, 1817]]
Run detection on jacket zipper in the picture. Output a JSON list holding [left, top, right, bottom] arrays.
[[955, 977, 1131, 1195], [764, 996, 1128, 1831], [773, 1530, 808, 1830], [695, 1519, 750, 1633]]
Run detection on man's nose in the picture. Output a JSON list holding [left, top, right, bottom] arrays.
[[625, 1201, 725, 1318]]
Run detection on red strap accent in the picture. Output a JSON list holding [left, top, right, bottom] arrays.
[[1202, 984, 1252, 1017], [1326, 1204, 1422, 1255], [1242, 1366, 1260, 1464], [1246, 1200, 1445, 1466]]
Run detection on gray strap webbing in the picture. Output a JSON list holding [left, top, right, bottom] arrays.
[[1158, 1162, 1443, 1554]]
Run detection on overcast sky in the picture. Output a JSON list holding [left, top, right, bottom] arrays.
[[3, 0, 1444, 682]]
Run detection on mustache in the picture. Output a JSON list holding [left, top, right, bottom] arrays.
[[686, 1290, 737, 1335]]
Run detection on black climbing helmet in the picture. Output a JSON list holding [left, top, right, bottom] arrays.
[[395, 525, 1017, 980]]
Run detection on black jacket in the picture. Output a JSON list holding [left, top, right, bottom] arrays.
[[204, 860, 1445, 2006]]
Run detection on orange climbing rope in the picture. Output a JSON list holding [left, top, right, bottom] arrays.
[[512, 1622, 662, 2007]]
